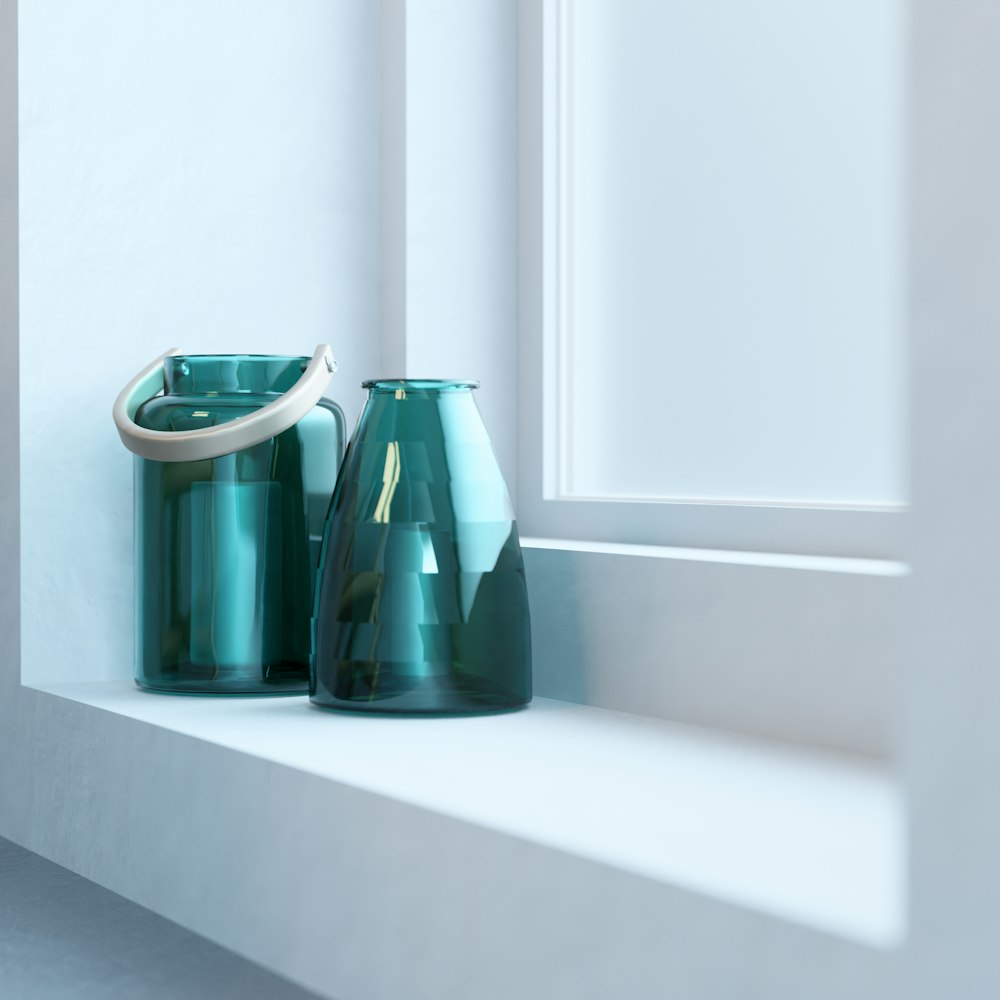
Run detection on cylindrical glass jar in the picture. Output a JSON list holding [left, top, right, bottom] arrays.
[[311, 378, 532, 713], [131, 355, 344, 693]]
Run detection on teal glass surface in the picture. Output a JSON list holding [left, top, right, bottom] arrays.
[[134, 355, 345, 694], [311, 379, 532, 713]]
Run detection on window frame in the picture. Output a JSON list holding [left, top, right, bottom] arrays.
[[517, 0, 907, 561]]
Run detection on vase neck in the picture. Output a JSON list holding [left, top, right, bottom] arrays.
[[362, 378, 480, 395]]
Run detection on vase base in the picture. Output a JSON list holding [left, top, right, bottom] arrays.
[[308, 695, 531, 717]]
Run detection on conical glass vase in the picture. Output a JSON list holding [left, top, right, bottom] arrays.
[[311, 379, 532, 714]]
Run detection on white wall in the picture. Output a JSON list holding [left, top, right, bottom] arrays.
[[905, 1, 1000, 995], [18, 0, 381, 685]]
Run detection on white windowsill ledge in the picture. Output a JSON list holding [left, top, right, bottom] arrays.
[[521, 535, 909, 577], [31, 680, 905, 952]]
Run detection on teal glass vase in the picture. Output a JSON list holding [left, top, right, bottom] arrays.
[[129, 354, 345, 694], [311, 379, 532, 713]]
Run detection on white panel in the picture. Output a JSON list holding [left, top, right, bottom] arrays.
[[18, 0, 381, 685], [561, 0, 906, 506]]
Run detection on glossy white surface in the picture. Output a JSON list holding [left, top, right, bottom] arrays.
[[31, 683, 905, 950]]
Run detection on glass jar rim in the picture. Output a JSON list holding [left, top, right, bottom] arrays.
[[171, 354, 309, 364], [165, 355, 310, 396]]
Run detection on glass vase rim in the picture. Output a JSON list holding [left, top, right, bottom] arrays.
[[362, 378, 481, 392]]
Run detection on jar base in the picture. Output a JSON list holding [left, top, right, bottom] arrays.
[[136, 682, 307, 696], [136, 661, 308, 696]]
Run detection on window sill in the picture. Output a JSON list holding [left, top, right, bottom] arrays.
[[519, 537, 904, 757], [24, 678, 904, 997]]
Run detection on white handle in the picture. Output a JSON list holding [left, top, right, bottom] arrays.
[[113, 345, 338, 462]]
